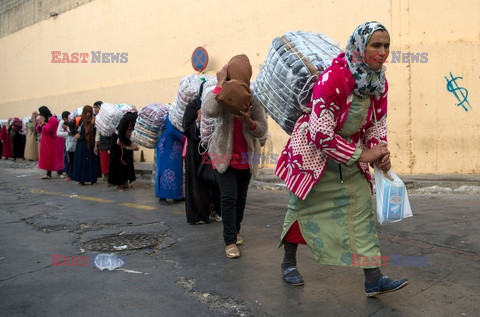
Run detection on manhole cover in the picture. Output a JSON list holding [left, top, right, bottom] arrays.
[[83, 233, 160, 252]]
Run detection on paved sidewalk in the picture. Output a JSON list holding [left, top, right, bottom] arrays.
[[2, 158, 480, 194]]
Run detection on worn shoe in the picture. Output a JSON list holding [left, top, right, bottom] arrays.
[[282, 266, 304, 286], [59, 174, 66, 179], [158, 199, 170, 206], [225, 244, 240, 259], [41, 175, 52, 180], [236, 235, 244, 245], [365, 276, 408, 297], [209, 212, 222, 222]]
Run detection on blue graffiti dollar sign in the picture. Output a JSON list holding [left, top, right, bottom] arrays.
[[445, 72, 471, 112]]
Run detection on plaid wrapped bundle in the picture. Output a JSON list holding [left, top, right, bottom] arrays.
[[253, 31, 342, 135], [131, 103, 170, 149], [95, 103, 124, 136], [168, 74, 205, 132]]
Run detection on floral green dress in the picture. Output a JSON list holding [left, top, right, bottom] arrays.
[[281, 95, 381, 268]]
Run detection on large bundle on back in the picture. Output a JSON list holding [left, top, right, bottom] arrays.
[[199, 78, 218, 149], [95, 103, 124, 136], [132, 103, 170, 149], [71, 106, 84, 119], [95, 103, 136, 136], [253, 31, 342, 135], [168, 74, 204, 132]]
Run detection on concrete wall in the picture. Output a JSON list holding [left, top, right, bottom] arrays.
[[0, 0, 93, 38], [0, 0, 479, 173]]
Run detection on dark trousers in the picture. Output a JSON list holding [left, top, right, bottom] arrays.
[[215, 167, 251, 246], [67, 151, 75, 177]]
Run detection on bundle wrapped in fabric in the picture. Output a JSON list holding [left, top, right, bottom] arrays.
[[95, 103, 124, 136], [131, 103, 170, 149], [169, 74, 208, 132], [253, 31, 342, 135], [199, 79, 256, 149]]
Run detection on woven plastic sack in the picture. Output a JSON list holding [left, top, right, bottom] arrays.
[[131, 103, 170, 149], [169, 74, 206, 132], [253, 31, 342, 135], [117, 104, 137, 114], [95, 103, 124, 136], [199, 78, 218, 148], [71, 106, 84, 119]]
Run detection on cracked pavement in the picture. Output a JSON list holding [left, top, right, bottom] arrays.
[[0, 165, 479, 316]]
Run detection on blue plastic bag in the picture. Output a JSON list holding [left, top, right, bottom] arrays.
[[374, 166, 413, 224]]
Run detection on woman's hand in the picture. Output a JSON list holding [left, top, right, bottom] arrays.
[[359, 143, 391, 172], [235, 106, 255, 129], [93, 145, 98, 156], [216, 64, 228, 88], [374, 150, 391, 172]]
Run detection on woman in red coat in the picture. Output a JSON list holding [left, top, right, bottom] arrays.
[[1, 119, 13, 159], [37, 106, 65, 179]]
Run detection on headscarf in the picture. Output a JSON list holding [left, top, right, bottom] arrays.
[[216, 54, 252, 115], [12, 117, 22, 132], [117, 111, 138, 146], [345, 21, 388, 98], [81, 105, 95, 147], [38, 106, 52, 121]]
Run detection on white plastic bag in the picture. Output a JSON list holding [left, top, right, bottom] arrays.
[[374, 166, 413, 224]]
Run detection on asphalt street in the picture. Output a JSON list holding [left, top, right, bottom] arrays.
[[0, 161, 479, 317]]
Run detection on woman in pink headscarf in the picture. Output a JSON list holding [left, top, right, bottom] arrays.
[[1, 118, 13, 159]]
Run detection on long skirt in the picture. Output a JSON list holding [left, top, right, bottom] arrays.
[[24, 129, 38, 161], [108, 133, 135, 186], [281, 159, 380, 268], [72, 140, 101, 183]]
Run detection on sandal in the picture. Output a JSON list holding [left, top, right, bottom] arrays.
[[41, 175, 51, 180], [225, 244, 240, 259], [236, 235, 244, 245]]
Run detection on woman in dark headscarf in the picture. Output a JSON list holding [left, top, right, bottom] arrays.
[[108, 111, 138, 191], [276, 22, 408, 297], [9, 117, 26, 161], [37, 106, 64, 179], [72, 105, 101, 185]]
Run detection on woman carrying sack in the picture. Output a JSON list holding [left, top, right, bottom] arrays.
[[202, 54, 268, 259], [276, 22, 408, 297]]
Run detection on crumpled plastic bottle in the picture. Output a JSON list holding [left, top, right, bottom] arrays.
[[94, 253, 125, 271]]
